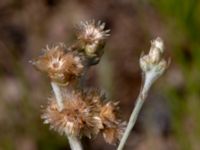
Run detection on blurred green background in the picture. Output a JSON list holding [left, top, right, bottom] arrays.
[[0, 0, 200, 149]]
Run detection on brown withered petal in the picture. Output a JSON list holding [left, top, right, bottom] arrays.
[[100, 101, 120, 126], [82, 89, 106, 108], [41, 90, 104, 138], [74, 20, 110, 65], [99, 100, 126, 144], [102, 121, 126, 145], [76, 20, 110, 44], [32, 43, 84, 84], [82, 89, 126, 144]]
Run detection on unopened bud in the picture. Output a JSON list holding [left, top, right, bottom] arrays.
[[149, 37, 164, 64], [140, 37, 168, 75]]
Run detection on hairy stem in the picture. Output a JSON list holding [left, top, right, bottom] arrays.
[[117, 37, 167, 150], [68, 136, 83, 150], [51, 82, 64, 111], [51, 82, 83, 150], [117, 73, 155, 150]]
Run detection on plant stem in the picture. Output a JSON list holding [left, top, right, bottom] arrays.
[[68, 136, 83, 150], [51, 82, 64, 111], [51, 81, 83, 150], [117, 73, 154, 150]]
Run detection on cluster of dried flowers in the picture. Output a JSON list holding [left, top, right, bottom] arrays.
[[32, 20, 125, 145]]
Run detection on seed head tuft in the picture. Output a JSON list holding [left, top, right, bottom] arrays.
[[32, 43, 84, 84], [100, 101, 126, 144], [77, 20, 110, 44], [41, 89, 125, 143], [76, 20, 110, 64]]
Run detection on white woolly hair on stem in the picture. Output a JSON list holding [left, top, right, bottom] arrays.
[[51, 82, 64, 111], [68, 135, 83, 150], [117, 68, 159, 150], [51, 81, 83, 150], [117, 37, 168, 150]]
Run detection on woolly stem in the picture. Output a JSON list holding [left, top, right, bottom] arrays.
[[51, 81, 83, 150], [117, 71, 159, 150], [51, 82, 64, 111], [117, 37, 168, 150], [68, 136, 83, 150]]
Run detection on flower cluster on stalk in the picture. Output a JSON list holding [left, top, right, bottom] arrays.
[[32, 20, 125, 145]]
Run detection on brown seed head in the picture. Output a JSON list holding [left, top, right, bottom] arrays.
[[102, 121, 126, 145], [77, 20, 110, 44], [41, 90, 104, 138], [32, 44, 84, 84], [76, 20, 110, 59], [100, 101, 119, 125], [100, 101, 126, 144], [41, 87, 125, 144]]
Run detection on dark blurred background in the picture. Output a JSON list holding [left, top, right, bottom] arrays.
[[0, 0, 200, 150]]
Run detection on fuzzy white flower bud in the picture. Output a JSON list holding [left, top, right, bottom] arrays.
[[151, 37, 164, 52], [139, 37, 168, 91], [140, 37, 167, 72], [149, 37, 164, 64]]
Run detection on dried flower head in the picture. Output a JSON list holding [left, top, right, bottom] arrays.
[[100, 101, 126, 144], [100, 102, 119, 125], [76, 20, 110, 62], [31, 20, 127, 148], [102, 122, 126, 145], [77, 20, 110, 45], [41, 88, 125, 143], [41, 90, 104, 138], [32, 44, 84, 84]]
